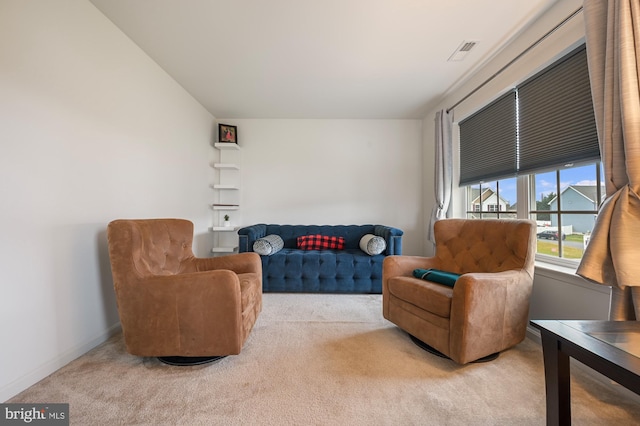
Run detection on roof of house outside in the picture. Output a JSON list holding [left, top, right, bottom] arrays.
[[547, 184, 605, 205], [469, 188, 513, 208]]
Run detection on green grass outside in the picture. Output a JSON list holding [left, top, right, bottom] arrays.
[[565, 234, 584, 243], [537, 234, 585, 259]]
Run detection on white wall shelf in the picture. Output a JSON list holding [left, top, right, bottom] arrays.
[[212, 205, 239, 210], [212, 184, 239, 190], [211, 139, 241, 255], [211, 246, 239, 253], [214, 142, 240, 150], [213, 163, 240, 170], [209, 226, 240, 232]]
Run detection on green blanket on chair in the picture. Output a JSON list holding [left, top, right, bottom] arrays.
[[413, 268, 461, 287]]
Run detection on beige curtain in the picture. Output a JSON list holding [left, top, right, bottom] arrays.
[[576, 0, 640, 320]]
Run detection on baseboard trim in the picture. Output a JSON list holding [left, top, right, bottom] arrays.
[[526, 324, 541, 344], [1, 322, 121, 402]]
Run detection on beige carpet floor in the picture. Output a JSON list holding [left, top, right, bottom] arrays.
[[9, 294, 640, 425]]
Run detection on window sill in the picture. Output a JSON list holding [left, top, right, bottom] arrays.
[[534, 260, 611, 295]]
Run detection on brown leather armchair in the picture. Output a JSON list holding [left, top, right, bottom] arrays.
[[383, 219, 536, 364], [107, 218, 262, 365]]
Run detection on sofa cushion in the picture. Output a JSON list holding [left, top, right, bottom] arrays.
[[253, 234, 284, 256], [359, 234, 387, 255], [260, 248, 382, 293], [297, 234, 345, 250]]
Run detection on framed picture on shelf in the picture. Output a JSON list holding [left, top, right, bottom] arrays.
[[218, 124, 238, 144]]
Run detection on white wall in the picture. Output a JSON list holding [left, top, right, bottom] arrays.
[[421, 0, 611, 319], [217, 119, 424, 255], [0, 0, 216, 401], [531, 267, 610, 319]]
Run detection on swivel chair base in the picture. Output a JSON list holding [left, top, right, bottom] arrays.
[[157, 356, 226, 366], [409, 334, 499, 363]]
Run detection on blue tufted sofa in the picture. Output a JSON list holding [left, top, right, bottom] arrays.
[[238, 224, 403, 293]]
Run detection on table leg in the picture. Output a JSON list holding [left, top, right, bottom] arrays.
[[540, 332, 571, 426]]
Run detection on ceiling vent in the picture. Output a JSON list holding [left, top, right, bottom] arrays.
[[448, 40, 478, 62]]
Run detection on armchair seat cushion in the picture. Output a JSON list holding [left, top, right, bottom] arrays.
[[388, 277, 453, 318]]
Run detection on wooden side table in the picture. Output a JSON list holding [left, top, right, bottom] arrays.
[[531, 320, 640, 426]]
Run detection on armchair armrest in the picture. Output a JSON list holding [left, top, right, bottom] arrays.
[[190, 252, 262, 275], [382, 255, 440, 281], [382, 255, 440, 318], [118, 270, 245, 355], [238, 224, 267, 252], [374, 225, 404, 255], [449, 269, 534, 364]]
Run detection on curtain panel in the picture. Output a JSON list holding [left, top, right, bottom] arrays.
[[428, 110, 453, 245], [576, 0, 640, 319]]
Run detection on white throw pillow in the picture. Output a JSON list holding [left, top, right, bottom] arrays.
[[253, 234, 284, 256], [359, 234, 386, 256]]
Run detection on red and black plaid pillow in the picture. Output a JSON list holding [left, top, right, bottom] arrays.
[[297, 234, 345, 250]]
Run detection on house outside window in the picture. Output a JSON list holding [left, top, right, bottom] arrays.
[[466, 179, 517, 220]]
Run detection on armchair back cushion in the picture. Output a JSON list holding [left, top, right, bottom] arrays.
[[434, 218, 535, 275], [111, 219, 195, 279]]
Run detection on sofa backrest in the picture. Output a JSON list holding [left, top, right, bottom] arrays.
[[239, 224, 404, 255], [264, 224, 376, 249]]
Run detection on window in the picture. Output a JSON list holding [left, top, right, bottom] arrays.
[[465, 178, 517, 220], [458, 44, 601, 264], [529, 163, 603, 260], [463, 162, 602, 263]]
